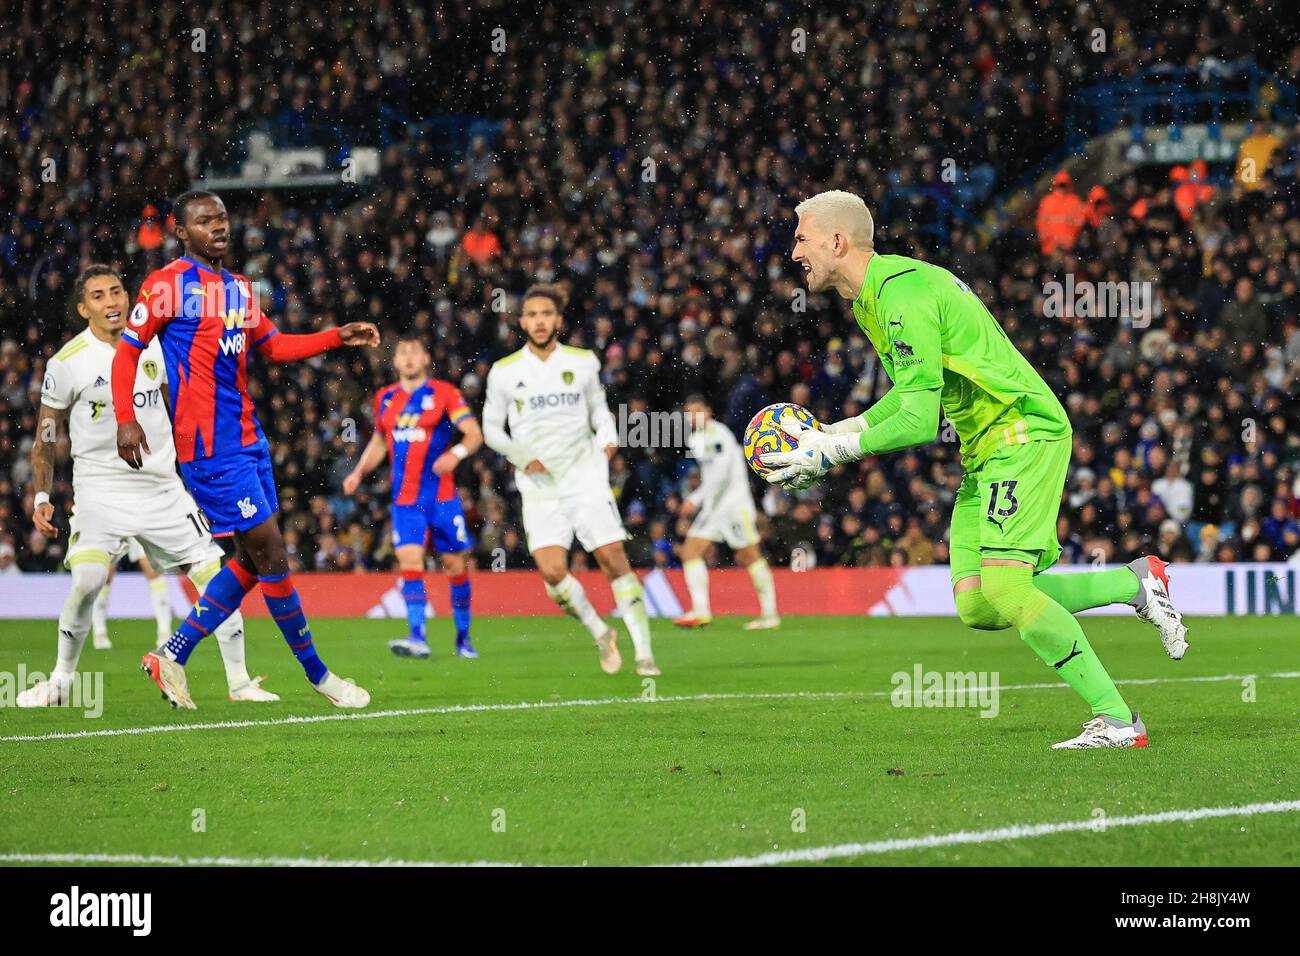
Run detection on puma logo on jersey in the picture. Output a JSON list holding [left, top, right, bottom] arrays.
[[237, 497, 258, 518]]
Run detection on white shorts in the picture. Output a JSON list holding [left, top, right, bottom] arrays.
[[521, 488, 628, 553], [688, 504, 759, 550], [67, 482, 222, 572]]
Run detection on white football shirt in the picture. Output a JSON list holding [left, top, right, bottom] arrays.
[[483, 344, 619, 498], [40, 329, 177, 496], [685, 418, 756, 514]]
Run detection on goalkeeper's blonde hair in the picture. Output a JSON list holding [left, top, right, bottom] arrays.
[[795, 190, 874, 247]]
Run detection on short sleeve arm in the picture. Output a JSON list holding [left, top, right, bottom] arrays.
[[121, 273, 174, 349], [446, 386, 475, 426], [251, 313, 279, 350], [40, 359, 74, 410]]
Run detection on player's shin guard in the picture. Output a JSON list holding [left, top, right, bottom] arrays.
[[260, 572, 327, 685], [746, 558, 777, 619], [683, 558, 711, 617], [163, 558, 256, 665], [400, 570, 427, 643], [981, 564, 1130, 721], [56, 555, 110, 676], [1032, 568, 1140, 614], [546, 573, 606, 638], [449, 572, 472, 638], [187, 558, 252, 689], [611, 572, 653, 660]]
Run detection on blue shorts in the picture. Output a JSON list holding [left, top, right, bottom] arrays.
[[180, 440, 279, 536], [391, 498, 471, 554]]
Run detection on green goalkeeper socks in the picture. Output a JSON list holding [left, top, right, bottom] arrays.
[[980, 564, 1132, 721], [1031, 568, 1139, 614], [956, 568, 1139, 633]]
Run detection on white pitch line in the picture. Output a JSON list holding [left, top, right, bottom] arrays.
[[6, 799, 1298, 868], [3, 671, 1295, 743], [681, 799, 1300, 867], [0, 691, 856, 742]]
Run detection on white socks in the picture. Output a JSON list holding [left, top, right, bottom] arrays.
[[148, 575, 172, 640], [186, 560, 253, 690], [747, 558, 778, 619], [685, 556, 777, 620], [91, 579, 111, 638], [546, 573, 607, 639], [214, 614, 251, 689], [611, 572, 653, 660], [683, 558, 711, 618], [56, 560, 109, 677]]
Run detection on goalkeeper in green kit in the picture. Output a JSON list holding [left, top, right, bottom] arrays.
[[764, 190, 1190, 749]]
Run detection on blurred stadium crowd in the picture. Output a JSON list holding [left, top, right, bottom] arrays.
[[3, 0, 1300, 574]]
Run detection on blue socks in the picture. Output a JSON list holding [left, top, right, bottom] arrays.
[[401, 571, 427, 643], [163, 559, 256, 664], [450, 573, 472, 639], [261, 572, 327, 685]]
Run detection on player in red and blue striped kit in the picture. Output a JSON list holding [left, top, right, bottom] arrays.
[[344, 334, 482, 659], [113, 190, 380, 709]]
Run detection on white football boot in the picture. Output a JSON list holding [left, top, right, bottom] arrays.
[[1052, 711, 1148, 750], [388, 637, 432, 659], [313, 672, 371, 708], [635, 656, 662, 677], [595, 628, 622, 674], [743, 616, 781, 631], [92, 630, 112, 650], [16, 674, 75, 707], [141, 651, 197, 710], [1128, 556, 1189, 660], [228, 676, 281, 702]]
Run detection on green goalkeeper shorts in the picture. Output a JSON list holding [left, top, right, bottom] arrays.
[[949, 437, 1071, 585]]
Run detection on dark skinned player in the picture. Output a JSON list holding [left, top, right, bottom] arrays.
[[114, 190, 380, 709]]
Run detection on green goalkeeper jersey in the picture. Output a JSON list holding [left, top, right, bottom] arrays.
[[851, 252, 1071, 467]]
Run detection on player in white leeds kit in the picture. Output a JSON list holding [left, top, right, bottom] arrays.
[[21, 265, 276, 706], [674, 396, 780, 630], [483, 284, 659, 676]]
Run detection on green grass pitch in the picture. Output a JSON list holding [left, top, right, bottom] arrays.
[[1, 614, 1296, 866]]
